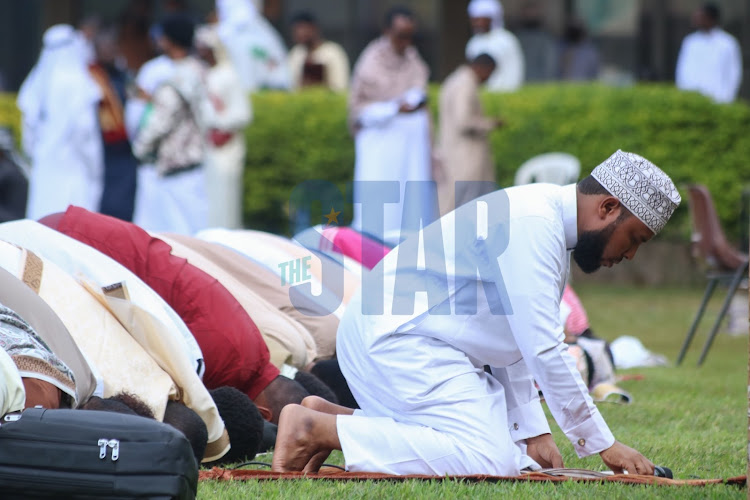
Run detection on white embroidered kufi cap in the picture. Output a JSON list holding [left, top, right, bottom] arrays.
[[591, 150, 681, 234]]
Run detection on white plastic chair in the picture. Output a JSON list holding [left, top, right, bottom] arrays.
[[514, 152, 581, 186]]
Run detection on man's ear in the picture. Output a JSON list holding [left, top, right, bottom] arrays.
[[598, 196, 622, 221], [257, 405, 273, 422], [80, 396, 103, 410]]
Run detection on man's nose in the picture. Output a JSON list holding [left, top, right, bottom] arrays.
[[624, 245, 640, 260]]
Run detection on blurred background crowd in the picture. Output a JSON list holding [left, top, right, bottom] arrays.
[[0, 0, 745, 233], [0, 0, 748, 95]]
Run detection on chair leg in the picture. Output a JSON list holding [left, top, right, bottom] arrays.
[[676, 278, 719, 365], [697, 262, 749, 366]]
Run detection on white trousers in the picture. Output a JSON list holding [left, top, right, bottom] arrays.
[[26, 155, 103, 220], [205, 137, 244, 229], [351, 110, 434, 245], [336, 315, 535, 475], [133, 165, 208, 236]]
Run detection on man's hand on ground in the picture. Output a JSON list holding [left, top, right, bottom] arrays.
[[526, 433, 564, 468], [600, 441, 654, 475]]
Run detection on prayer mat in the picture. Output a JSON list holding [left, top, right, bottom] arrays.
[[199, 467, 746, 487]]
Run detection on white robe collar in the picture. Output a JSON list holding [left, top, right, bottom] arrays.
[[561, 184, 578, 250]]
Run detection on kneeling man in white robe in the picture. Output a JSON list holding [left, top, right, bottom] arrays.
[[271, 150, 680, 476]]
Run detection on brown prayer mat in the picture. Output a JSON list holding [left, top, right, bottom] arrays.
[[199, 467, 746, 487]]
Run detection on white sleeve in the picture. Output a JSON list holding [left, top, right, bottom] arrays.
[[124, 98, 148, 142], [201, 70, 252, 131], [505, 36, 525, 90], [356, 100, 400, 128], [499, 217, 615, 457], [675, 39, 690, 89], [327, 45, 351, 92], [719, 37, 743, 103], [491, 359, 551, 442], [559, 298, 572, 332]]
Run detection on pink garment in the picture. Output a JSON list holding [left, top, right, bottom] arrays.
[[320, 227, 390, 270], [348, 36, 429, 130], [562, 285, 590, 336]]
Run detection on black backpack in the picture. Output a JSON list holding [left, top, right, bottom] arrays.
[[0, 407, 198, 499]]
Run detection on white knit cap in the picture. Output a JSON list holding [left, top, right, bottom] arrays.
[[591, 150, 681, 234], [467, 0, 504, 29]]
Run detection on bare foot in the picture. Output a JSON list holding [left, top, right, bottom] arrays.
[[302, 450, 332, 474], [301, 395, 354, 416], [271, 404, 340, 472]]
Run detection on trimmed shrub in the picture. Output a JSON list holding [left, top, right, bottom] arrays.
[[245, 84, 750, 240], [3, 84, 748, 240], [479, 84, 750, 242], [243, 89, 354, 233], [0, 93, 22, 149]]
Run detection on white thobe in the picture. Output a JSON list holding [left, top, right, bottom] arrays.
[[25, 97, 103, 220], [351, 93, 434, 245], [218, 14, 290, 91], [466, 28, 525, 92], [20, 27, 104, 220], [676, 28, 742, 103], [201, 62, 252, 229], [336, 183, 615, 475]]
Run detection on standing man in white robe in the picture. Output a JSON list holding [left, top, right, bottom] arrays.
[[675, 3, 742, 104], [271, 150, 680, 477], [124, 52, 176, 233], [132, 14, 210, 235], [195, 26, 252, 229], [215, 0, 290, 91], [349, 6, 434, 245], [465, 0, 524, 92], [18, 25, 104, 220]]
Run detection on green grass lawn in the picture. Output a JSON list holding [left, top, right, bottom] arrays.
[[199, 284, 748, 499]]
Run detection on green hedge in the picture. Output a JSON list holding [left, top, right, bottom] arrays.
[[0, 94, 22, 150], [245, 84, 750, 240], [243, 90, 354, 233], [3, 84, 749, 240]]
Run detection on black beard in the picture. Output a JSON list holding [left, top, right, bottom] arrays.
[[572, 222, 618, 274]]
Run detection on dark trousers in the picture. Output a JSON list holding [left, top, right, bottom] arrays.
[[100, 140, 137, 222]]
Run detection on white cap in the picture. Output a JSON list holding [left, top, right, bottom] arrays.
[[467, 0, 504, 29], [591, 150, 681, 234]]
